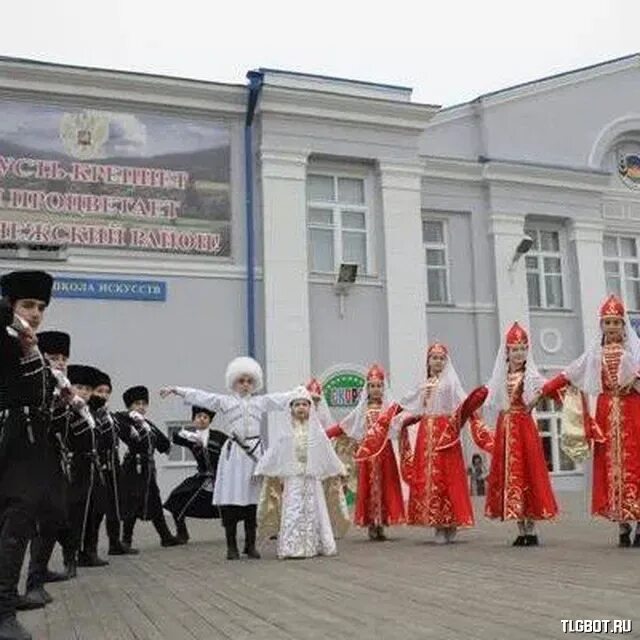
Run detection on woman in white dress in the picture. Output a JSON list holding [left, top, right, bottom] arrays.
[[255, 386, 346, 559], [160, 356, 293, 560]]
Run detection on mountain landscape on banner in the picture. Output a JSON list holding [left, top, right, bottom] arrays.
[[0, 141, 230, 183]]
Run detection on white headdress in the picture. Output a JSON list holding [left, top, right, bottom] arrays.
[[290, 385, 312, 404], [564, 295, 640, 395], [255, 389, 345, 480], [339, 364, 392, 441], [225, 356, 264, 393], [393, 343, 465, 428], [485, 322, 544, 412]]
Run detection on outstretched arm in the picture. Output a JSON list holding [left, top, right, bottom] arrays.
[[160, 386, 230, 413], [253, 391, 296, 413]]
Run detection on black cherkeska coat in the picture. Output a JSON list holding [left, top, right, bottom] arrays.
[[164, 429, 228, 520], [115, 412, 170, 521], [0, 305, 66, 529]]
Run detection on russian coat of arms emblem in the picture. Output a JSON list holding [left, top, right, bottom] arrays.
[[618, 152, 640, 189], [59, 109, 110, 159]]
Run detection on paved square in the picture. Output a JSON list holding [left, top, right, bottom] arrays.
[[21, 492, 638, 639]]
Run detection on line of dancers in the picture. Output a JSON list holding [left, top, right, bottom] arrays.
[[2, 267, 640, 640], [0, 270, 232, 640]]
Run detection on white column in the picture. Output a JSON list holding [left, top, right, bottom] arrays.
[[489, 213, 530, 335], [379, 162, 428, 395], [569, 219, 604, 508], [569, 219, 606, 349], [260, 150, 311, 390]]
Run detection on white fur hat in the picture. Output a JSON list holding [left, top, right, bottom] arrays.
[[289, 385, 312, 404], [225, 356, 264, 392]]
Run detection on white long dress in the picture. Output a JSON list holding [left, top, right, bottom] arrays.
[[175, 388, 293, 506], [255, 414, 345, 559]]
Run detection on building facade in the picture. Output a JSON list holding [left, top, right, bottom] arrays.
[[1, 54, 638, 494]]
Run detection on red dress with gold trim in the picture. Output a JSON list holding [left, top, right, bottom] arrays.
[[465, 372, 559, 521], [328, 404, 405, 528], [397, 378, 473, 528], [544, 342, 640, 522]]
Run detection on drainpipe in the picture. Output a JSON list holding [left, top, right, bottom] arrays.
[[244, 70, 263, 358]]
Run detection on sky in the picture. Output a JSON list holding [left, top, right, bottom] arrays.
[[3, 0, 638, 106]]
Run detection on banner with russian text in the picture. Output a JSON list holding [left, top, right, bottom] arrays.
[[0, 98, 231, 256]]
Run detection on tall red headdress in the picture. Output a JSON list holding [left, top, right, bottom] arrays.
[[505, 322, 529, 347], [306, 377, 323, 397], [599, 294, 625, 319], [366, 364, 386, 383]]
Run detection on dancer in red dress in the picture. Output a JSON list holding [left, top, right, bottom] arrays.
[[535, 295, 640, 547], [462, 323, 559, 546], [326, 364, 405, 540], [356, 343, 473, 544]]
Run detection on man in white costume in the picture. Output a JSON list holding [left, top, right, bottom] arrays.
[[160, 357, 293, 560], [255, 386, 345, 559]]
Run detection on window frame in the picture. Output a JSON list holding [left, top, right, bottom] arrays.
[[423, 216, 452, 305], [536, 368, 582, 476], [306, 169, 374, 276], [524, 224, 569, 311], [603, 234, 640, 312], [163, 421, 197, 467]]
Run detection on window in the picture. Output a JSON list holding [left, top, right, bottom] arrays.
[[307, 174, 369, 274], [603, 235, 640, 311], [423, 219, 450, 303], [536, 396, 576, 473], [525, 227, 565, 309], [166, 423, 196, 464]]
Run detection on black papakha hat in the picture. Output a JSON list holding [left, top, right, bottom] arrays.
[[37, 331, 70, 357], [123, 385, 149, 408], [192, 406, 215, 421], [0, 271, 53, 305]]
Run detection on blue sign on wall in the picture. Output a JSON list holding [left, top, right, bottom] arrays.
[[52, 278, 166, 302]]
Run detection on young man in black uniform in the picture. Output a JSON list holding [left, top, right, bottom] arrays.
[[0, 270, 64, 640], [87, 371, 134, 556], [65, 365, 109, 568], [164, 407, 227, 543], [116, 386, 179, 550], [23, 331, 76, 610]]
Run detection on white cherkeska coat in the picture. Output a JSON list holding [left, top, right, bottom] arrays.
[[176, 388, 292, 506]]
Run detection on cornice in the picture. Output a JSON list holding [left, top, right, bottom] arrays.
[[421, 156, 611, 192], [258, 85, 439, 132], [0, 59, 246, 116]]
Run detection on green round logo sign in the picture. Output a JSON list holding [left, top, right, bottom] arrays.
[[323, 371, 365, 408]]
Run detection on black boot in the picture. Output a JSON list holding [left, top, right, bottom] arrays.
[[78, 551, 109, 568], [244, 513, 260, 559], [14, 591, 46, 611], [174, 518, 189, 545], [512, 536, 526, 546], [121, 519, 140, 554], [152, 515, 180, 547], [42, 570, 68, 583], [62, 551, 77, 579], [20, 587, 52, 608], [225, 523, 239, 560], [0, 614, 32, 640], [0, 520, 30, 631], [525, 534, 539, 546], [620, 532, 632, 547]]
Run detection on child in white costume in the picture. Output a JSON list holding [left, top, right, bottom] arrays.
[[160, 357, 293, 560], [255, 386, 345, 559]]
